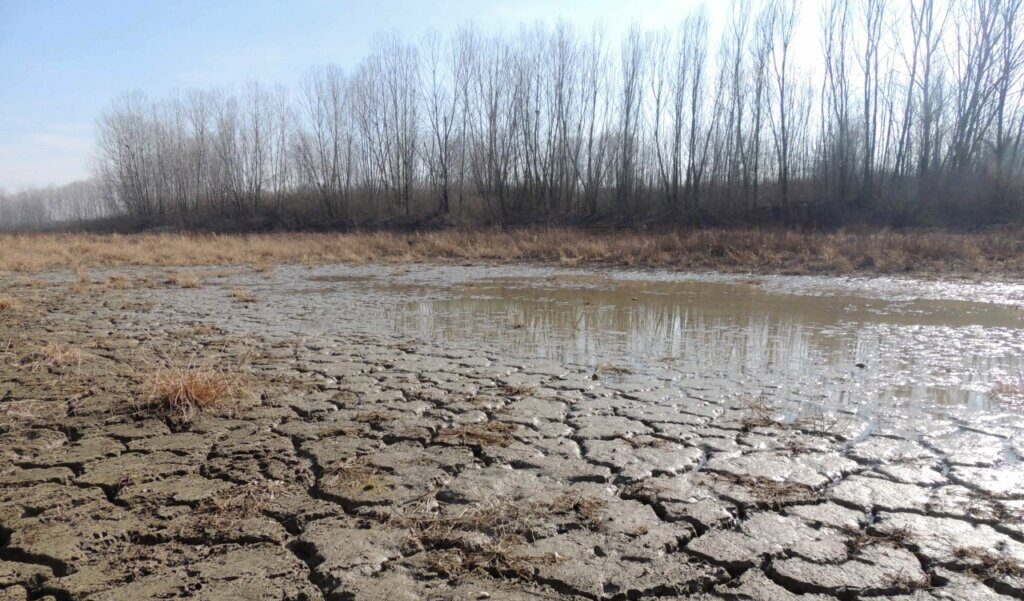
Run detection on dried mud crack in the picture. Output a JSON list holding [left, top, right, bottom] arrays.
[[1, 268, 1023, 600]]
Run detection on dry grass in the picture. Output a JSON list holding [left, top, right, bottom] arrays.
[[714, 471, 819, 508], [196, 480, 286, 528], [991, 376, 1024, 404], [102, 274, 133, 289], [499, 384, 534, 397], [845, 526, 914, 554], [748, 478, 818, 507], [13, 277, 49, 289], [183, 323, 221, 337], [434, 420, 517, 446], [738, 396, 783, 431], [252, 261, 274, 274], [389, 492, 604, 578], [354, 410, 397, 426], [0, 228, 1022, 275], [418, 536, 548, 578], [0, 400, 47, 428], [321, 457, 392, 497], [137, 364, 254, 424], [954, 546, 1024, 581], [594, 363, 634, 376], [737, 396, 835, 435], [227, 287, 257, 303], [0, 337, 13, 364], [394, 493, 607, 544], [164, 271, 202, 288], [20, 341, 84, 371], [0, 294, 19, 312]]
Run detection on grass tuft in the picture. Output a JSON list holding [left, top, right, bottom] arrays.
[[102, 274, 133, 289], [738, 396, 782, 431], [228, 287, 257, 303], [322, 457, 392, 497], [388, 492, 603, 579], [138, 364, 253, 424], [595, 363, 634, 376], [499, 384, 533, 397], [165, 271, 202, 288], [955, 546, 1024, 581], [21, 341, 84, 371], [197, 480, 286, 528], [0, 294, 19, 312]]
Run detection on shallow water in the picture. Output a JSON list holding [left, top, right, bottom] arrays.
[[214, 264, 1024, 423]]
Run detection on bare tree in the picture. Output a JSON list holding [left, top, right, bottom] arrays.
[[296, 65, 354, 219], [768, 0, 801, 218], [67, 2, 1024, 232]]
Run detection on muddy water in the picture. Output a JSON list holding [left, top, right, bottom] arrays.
[[228, 264, 1024, 422]]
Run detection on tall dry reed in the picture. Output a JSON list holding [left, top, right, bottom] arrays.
[[0, 228, 1020, 275]]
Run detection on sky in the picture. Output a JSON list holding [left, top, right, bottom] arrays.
[[0, 0, 819, 191]]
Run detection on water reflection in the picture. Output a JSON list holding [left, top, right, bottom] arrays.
[[382, 274, 1024, 412], [268, 265, 1024, 414]]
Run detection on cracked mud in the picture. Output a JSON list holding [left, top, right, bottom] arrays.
[[1, 265, 1023, 600]]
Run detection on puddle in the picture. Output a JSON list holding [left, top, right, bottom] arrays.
[[224, 264, 1024, 419]]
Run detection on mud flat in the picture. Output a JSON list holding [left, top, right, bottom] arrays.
[[1, 264, 1023, 600]]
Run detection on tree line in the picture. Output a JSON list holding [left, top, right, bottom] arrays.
[[4, 0, 1024, 232], [0, 180, 107, 231]]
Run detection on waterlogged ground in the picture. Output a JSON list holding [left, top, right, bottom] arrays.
[[1, 263, 1024, 600]]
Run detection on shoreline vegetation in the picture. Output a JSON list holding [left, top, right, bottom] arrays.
[[2, 227, 1023, 276]]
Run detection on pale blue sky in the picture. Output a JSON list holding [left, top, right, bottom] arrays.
[[0, 0, 812, 190]]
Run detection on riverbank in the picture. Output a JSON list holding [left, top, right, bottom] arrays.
[[2, 227, 1023, 276]]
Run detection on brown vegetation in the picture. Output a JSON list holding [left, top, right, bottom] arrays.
[[955, 546, 1024, 581], [0, 294, 19, 312], [434, 421, 517, 446], [322, 457, 391, 498], [498, 383, 535, 397], [20, 341, 85, 371], [137, 364, 254, 424], [102, 274, 133, 289], [227, 287, 258, 303], [164, 271, 202, 288], [197, 480, 286, 528], [1, 228, 1023, 276], [389, 493, 605, 578], [845, 526, 914, 554], [716, 472, 820, 508], [990, 377, 1024, 404]]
